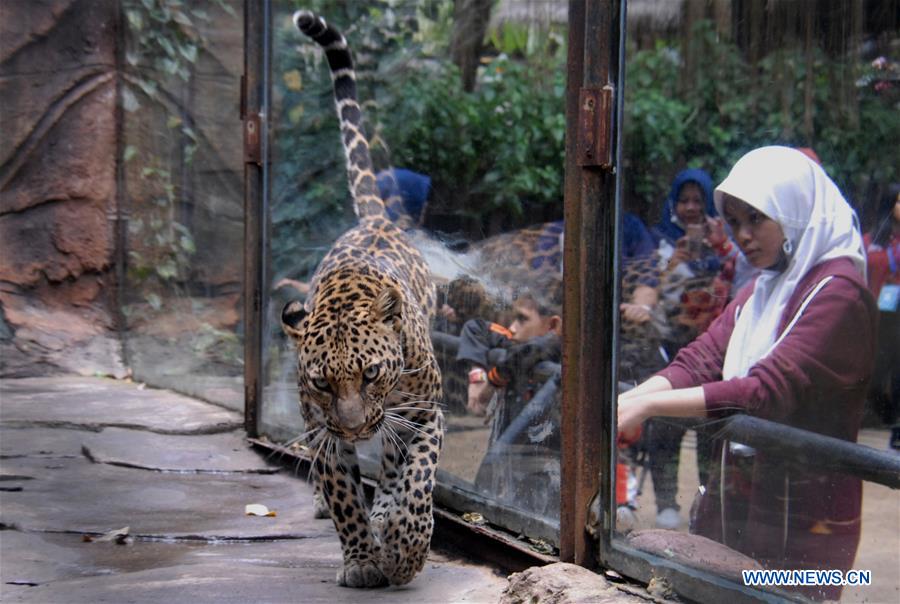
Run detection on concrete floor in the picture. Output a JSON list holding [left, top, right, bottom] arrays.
[[0, 377, 509, 603]]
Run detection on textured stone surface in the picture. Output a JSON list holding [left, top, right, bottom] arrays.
[[80, 427, 277, 473], [0, 0, 121, 378], [500, 562, 645, 604], [0, 0, 245, 381], [0, 376, 508, 603], [626, 528, 763, 581], [0, 377, 241, 433]]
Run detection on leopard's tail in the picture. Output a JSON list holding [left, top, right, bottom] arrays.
[[293, 10, 386, 220]]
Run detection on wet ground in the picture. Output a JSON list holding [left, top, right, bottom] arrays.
[[5, 377, 894, 603], [0, 377, 509, 603]]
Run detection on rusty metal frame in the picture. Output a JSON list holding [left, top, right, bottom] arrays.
[[242, 0, 268, 438], [560, 0, 620, 567]]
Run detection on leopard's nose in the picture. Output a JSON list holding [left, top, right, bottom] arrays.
[[335, 395, 366, 431]]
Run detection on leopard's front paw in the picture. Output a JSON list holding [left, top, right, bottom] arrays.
[[337, 560, 387, 588]]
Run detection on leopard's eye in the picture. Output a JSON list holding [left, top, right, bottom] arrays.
[[311, 376, 330, 391], [363, 364, 380, 381]]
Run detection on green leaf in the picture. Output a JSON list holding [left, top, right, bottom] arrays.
[[145, 293, 162, 311], [121, 87, 141, 112], [156, 261, 177, 280], [172, 10, 192, 27], [180, 235, 196, 254], [162, 58, 179, 74], [179, 43, 198, 63], [158, 37, 176, 58], [126, 9, 144, 31], [134, 78, 158, 98]]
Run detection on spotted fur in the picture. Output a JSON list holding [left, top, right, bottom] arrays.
[[282, 10, 443, 588]]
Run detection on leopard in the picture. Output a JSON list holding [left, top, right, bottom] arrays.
[[280, 10, 443, 588]]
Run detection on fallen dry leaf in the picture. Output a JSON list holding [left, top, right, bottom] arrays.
[[527, 537, 555, 555], [245, 503, 277, 517], [461, 512, 487, 526]]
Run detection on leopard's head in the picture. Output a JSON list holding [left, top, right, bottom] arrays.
[[281, 285, 404, 442]]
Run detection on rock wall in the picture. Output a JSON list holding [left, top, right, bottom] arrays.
[[0, 0, 244, 380], [0, 0, 125, 377]]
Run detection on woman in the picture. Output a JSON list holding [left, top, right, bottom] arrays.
[[624, 168, 736, 353], [623, 168, 734, 530], [618, 146, 877, 601]]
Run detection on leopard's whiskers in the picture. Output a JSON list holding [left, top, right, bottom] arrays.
[[326, 437, 338, 474], [387, 413, 430, 430], [386, 399, 445, 411], [308, 430, 330, 483], [385, 412, 432, 440], [262, 425, 322, 466], [386, 421, 411, 461], [380, 421, 408, 459], [400, 361, 432, 375], [284, 425, 324, 448]]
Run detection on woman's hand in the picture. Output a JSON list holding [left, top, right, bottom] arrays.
[[618, 385, 707, 440], [617, 395, 650, 440]]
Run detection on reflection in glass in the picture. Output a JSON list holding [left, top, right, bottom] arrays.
[[263, 0, 567, 544], [616, 4, 899, 601], [121, 0, 244, 408]]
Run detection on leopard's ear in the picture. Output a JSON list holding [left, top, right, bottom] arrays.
[[371, 287, 402, 333], [281, 300, 308, 338]]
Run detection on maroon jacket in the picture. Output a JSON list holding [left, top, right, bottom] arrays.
[[658, 257, 877, 600]]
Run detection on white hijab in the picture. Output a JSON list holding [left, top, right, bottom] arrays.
[[713, 146, 866, 379]]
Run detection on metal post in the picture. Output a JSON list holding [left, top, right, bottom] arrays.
[[561, 0, 623, 566], [242, 0, 267, 437]]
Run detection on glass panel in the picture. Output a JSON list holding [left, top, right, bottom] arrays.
[[614, 2, 899, 601], [262, 0, 567, 543], [121, 0, 244, 410]]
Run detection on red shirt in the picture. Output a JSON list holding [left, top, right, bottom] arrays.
[[659, 257, 876, 435]]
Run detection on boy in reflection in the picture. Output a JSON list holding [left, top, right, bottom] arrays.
[[455, 279, 563, 517], [456, 280, 638, 522], [458, 280, 563, 447]]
